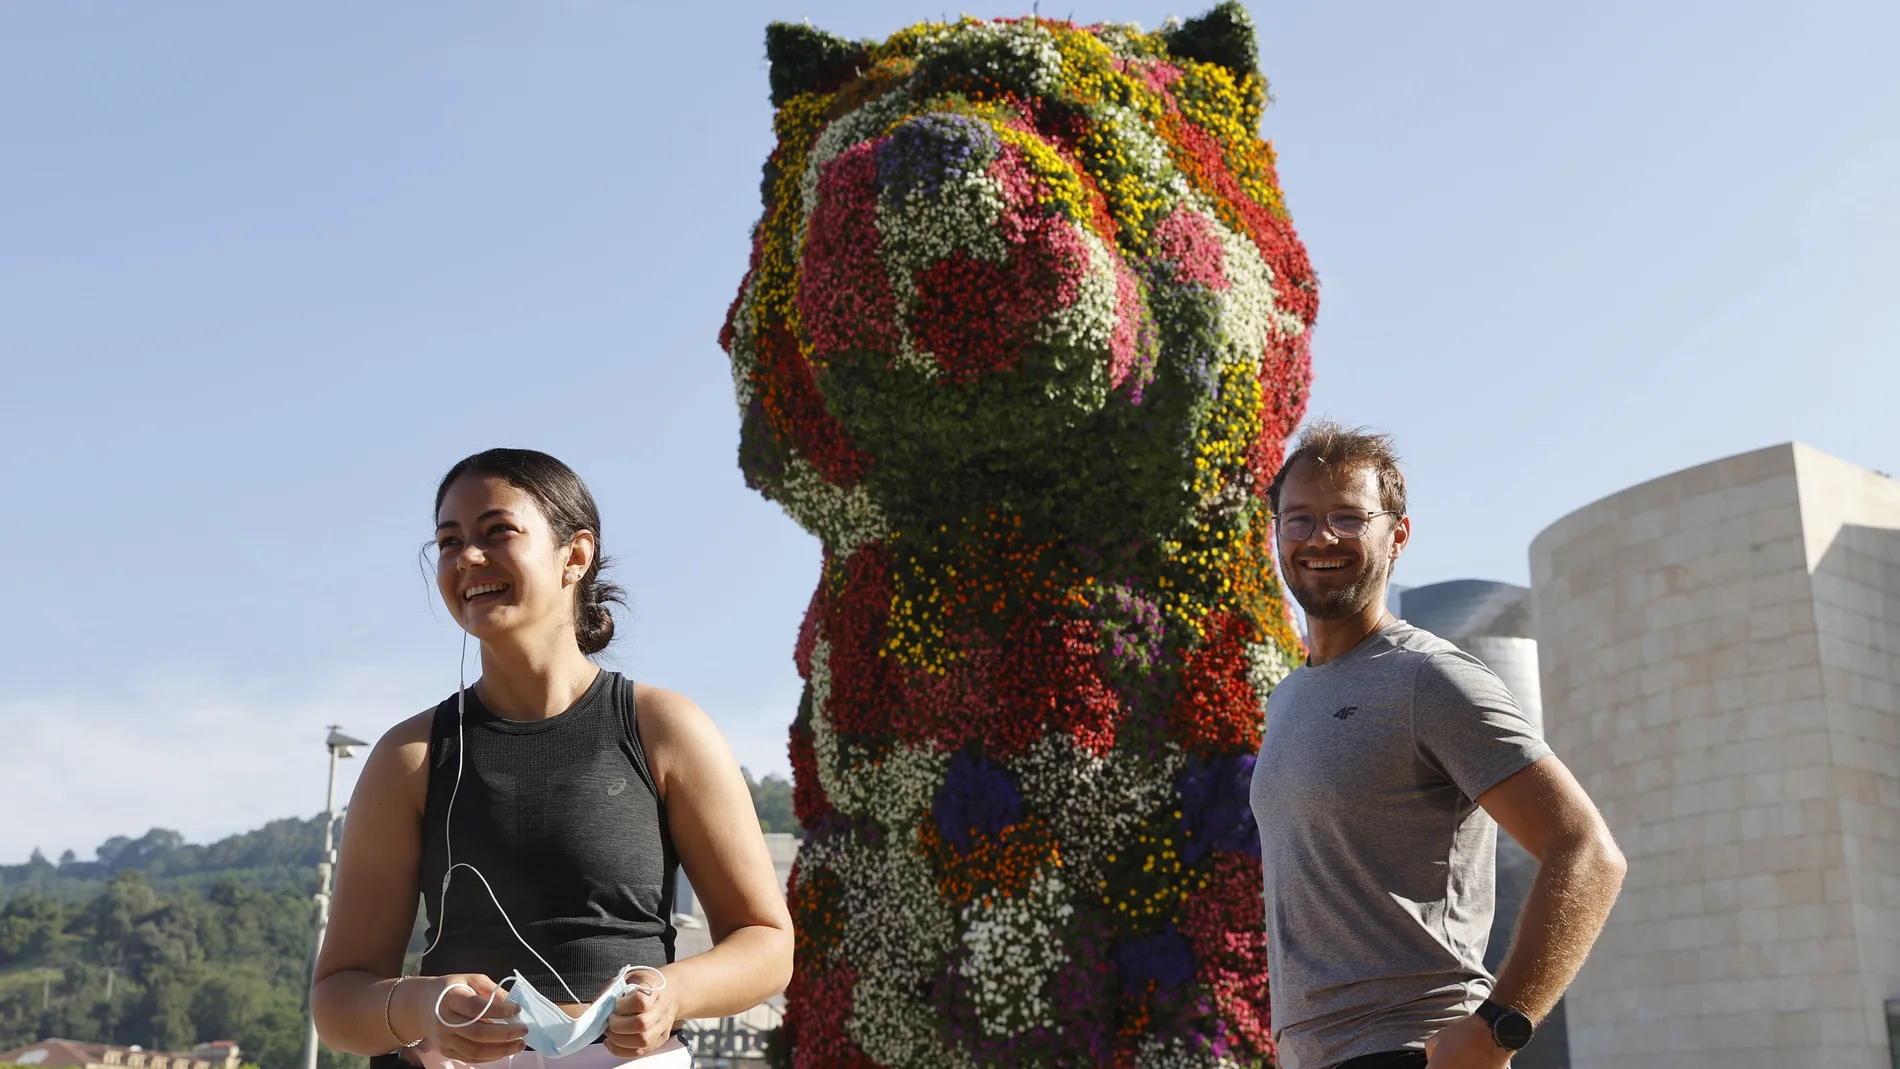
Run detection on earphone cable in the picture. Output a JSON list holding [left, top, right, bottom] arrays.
[[420, 604, 581, 1005]]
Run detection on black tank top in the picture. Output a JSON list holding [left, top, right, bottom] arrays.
[[416, 669, 677, 999]]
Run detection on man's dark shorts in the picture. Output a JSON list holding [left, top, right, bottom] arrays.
[[1336, 1052, 1427, 1069]]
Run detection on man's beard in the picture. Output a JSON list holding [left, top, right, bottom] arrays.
[[1284, 552, 1390, 621]]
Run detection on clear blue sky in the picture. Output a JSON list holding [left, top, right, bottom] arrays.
[[4, 0, 1896, 864]]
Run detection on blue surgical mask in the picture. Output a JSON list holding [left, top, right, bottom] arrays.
[[505, 967, 663, 1059]]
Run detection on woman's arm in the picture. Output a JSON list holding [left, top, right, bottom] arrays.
[[310, 711, 526, 1061], [606, 685, 795, 1058]]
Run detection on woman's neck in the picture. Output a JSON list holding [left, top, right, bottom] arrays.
[[475, 630, 601, 721]]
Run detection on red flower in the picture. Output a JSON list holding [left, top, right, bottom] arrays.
[[1182, 852, 1275, 1058], [993, 614, 1120, 756], [785, 963, 878, 1069], [817, 544, 902, 737], [906, 147, 1091, 384], [893, 613, 1117, 756], [1150, 205, 1229, 291], [789, 719, 834, 826], [1250, 329, 1311, 492], [1170, 612, 1264, 755], [798, 143, 902, 361], [757, 323, 873, 487], [893, 630, 1002, 753]]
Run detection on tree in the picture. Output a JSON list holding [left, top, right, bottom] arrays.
[[742, 768, 799, 836], [0, 867, 362, 1069], [0, 894, 66, 963]]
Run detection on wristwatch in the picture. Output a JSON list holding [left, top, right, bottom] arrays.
[[1475, 998, 1535, 1051]]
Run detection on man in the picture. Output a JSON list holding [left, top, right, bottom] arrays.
[[1250, 422, 1626, 1069]]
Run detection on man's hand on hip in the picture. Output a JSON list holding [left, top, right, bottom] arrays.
[[1423, 1013, 1511, 1068]]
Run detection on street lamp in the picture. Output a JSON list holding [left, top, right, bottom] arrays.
[[303, 726, 366, 1069]]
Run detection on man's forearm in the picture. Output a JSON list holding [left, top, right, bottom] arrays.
[[1489, 833, 1626, 1021]]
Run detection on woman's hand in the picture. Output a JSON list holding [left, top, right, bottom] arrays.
[[605, 974, 679, 1059], [409, 974, 526, 1063]]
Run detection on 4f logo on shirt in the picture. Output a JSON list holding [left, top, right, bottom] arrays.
[[1333, 705, 1360, 720]]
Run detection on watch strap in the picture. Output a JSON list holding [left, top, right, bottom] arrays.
[[1476, 998, 1534, 1050]]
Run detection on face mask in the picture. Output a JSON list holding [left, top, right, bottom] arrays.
[[506, 966, 665, 1059]]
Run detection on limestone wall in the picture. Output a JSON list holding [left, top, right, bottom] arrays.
[[1530, 442, 1900, 1069]]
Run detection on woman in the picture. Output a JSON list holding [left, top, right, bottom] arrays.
[[313, 449, 793, 1068]]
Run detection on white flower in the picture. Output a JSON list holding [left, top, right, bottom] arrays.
[[908, 20, 1066, 98], [805, 638, 857, 813], [1205, 208, 1279, 376], [725, 270, 763, 409], [799, 90, 917, 247], [1034, 225, 1123, 411], [1008, 735, 1186, 908], [1099, 102, 1192, 206], [877, 166, 1009, 378], [769, 458, 888, 554], [796, 814, 962, 1068], [1244, 640, 1296, 699], [865, 744, 953, 831], [956, 866, 1074, 1036], [808, 636, 952, 821], [821, 827, 965, 1069]]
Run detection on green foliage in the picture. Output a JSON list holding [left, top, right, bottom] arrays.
[[1, 819, 325, 907], [0, 871, 362, 1069], [762, 1023, 791, 1069], [1161, 2, 1261, 78], [744, 768, 800, 837], [764, 22, 868, 108]]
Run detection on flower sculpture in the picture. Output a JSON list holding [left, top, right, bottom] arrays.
[[719, 5, 1317, 1066]]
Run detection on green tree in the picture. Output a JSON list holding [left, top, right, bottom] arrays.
[[0, 827, 369, 1069], [742, 768, 799, 836], [0, 894, 66, 964]]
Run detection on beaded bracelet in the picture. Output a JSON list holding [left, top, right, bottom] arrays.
[[384, 976, 423, 1053]]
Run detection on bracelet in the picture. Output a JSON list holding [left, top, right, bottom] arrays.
[[384, 976, 423, 1052]]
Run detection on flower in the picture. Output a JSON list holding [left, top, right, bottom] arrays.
[[933, 750, 1025, 851], [726, 11, 1317, 1067]]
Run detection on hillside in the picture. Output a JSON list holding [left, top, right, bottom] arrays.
[[0, 769, 796, 1069], [0, 870, 353, 1069], [0, 820, 325, 907]]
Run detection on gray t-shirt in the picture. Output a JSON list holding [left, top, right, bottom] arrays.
[[1250, 620, 1551, 1069]]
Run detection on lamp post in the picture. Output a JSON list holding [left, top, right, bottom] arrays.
[[303, 726, 366, 1069]]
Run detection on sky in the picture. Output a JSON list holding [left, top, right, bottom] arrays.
[[3, 0, 1896, 865]]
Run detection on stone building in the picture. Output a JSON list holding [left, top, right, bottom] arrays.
[[1530, 442, 1900, 1068], [1397, 579, 1570, 1069]]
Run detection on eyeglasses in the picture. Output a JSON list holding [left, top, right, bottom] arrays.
[[1273, 509, 1401, 542]]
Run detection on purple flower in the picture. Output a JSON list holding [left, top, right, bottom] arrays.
[[1113, 923, 1196, 995], [1092, 584, 1164, 673], [1178, 753, 1260, 863], [875, 113, 1001, 199], [933, 749, 1022, 851]]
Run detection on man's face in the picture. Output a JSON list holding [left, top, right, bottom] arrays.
[[1274, 459, 1409, 621]]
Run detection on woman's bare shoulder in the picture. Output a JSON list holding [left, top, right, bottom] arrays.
[[628, 683, 728, 779], [629, 681, 706, 730], [355, 707, 440, 808], [380, 707, 437, 759]]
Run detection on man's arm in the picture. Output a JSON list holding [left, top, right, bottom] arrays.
[[1478, 754, 1627, 1021]]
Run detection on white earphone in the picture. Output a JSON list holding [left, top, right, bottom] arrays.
[[421, 602, 582, 1004]]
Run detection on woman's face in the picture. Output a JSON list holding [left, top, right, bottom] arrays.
[[434, 474, 593, 641]]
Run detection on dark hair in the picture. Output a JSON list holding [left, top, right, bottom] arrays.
[[1266, 420, 1408, 516], [435, 448, 626, 655]]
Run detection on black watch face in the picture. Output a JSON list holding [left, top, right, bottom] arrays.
[[1494, 1010, 1535, 1050]]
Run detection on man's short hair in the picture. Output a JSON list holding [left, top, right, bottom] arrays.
[[1266, 420, 1408, 516]]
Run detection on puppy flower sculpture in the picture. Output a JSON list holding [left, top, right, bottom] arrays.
[[719, 5, 1317, 1065]]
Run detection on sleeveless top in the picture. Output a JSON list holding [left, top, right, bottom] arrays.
[[416, 669, 678, 1000]]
